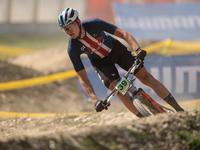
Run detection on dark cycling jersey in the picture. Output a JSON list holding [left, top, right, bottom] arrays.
[[68, 18, 117, 72]]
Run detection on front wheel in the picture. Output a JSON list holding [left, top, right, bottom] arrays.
[[132, 96, 151, 117]]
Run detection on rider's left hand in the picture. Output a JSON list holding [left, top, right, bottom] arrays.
[[136, 49, 147, 60], [95, 100, 105, 112]]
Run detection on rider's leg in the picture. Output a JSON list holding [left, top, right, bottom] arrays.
[[163, 93, 184, 111], [136, 67, 184, 111], [109, 79, 144, 117]]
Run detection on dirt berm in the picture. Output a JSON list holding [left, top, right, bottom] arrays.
[[0, 47, 200, 150], [0, 111, 199, 150]]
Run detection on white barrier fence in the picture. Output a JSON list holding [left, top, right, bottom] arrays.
[[0, 0, 87, 24]]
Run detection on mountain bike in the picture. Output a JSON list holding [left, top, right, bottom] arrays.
[[102, 58, 175, 117]]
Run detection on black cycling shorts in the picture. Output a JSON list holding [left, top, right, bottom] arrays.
[[91, 40, 144, 89]]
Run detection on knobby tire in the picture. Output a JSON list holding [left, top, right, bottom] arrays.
[[132, 98, 151, 117]]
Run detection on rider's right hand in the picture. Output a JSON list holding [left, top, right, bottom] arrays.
[[136, 49, 147, 61], [95, 100, 105, 112]]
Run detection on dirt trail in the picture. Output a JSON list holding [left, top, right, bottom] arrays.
[[0, 111, 199, 150]]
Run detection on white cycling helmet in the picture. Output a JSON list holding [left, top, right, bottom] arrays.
[[57, 8, 79, 27]]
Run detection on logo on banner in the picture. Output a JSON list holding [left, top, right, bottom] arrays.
[[116, 15, 200, 30]]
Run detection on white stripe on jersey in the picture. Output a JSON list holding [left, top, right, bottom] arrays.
[[79, 38, 104, 58], [86, 32, 112, 53], [79, 32, 111, 58]]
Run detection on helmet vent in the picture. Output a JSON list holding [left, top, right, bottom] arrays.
[[70, 10, 74, 18], [60, 16, 64, 25]]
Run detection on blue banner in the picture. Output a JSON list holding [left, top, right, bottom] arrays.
[[112, 3, 200, 41], [79, 54, 200, 102]]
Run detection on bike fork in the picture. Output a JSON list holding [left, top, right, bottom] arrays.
[[136, 88, 166, 113]]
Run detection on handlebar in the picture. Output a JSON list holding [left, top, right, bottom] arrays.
[[124, 58, 142, 78], [103, 58, 142, 110]]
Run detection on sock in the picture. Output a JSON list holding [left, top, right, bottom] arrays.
[[136, 112, 144, 118], [163, 93, 184, 112]]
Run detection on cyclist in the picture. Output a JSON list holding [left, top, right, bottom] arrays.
[[57, 8, 184, 117]]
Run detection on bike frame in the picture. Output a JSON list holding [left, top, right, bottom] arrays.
[[103, 58, 172, 114], [102, 60, 139, 109], [103, 59, 140, 109]]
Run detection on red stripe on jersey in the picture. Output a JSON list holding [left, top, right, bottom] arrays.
[[97, 46, 110, 56], [83, 35, 109, 56]]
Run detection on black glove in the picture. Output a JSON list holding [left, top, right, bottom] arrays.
[[95, 100, 105, 112], [136, 49, 147, 61]]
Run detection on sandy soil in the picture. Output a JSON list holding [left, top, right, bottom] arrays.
[[8, 46, 74, 74]]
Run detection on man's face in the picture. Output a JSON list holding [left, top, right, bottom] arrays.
[[62, 21, 79, 39]]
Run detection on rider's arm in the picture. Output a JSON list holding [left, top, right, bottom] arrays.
[[77, 69, 99, 105], [113, 27, 140, 52], [90, 19, 140, 52]]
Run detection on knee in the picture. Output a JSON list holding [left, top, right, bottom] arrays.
[[115, 90, 121, 96], [109, 79, 119, 91]]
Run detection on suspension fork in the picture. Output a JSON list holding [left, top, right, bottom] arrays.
[[136, 88, 166, 113]]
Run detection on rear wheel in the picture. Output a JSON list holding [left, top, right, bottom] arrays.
[[132, 96, 151, 117], [135, 95, 161, 115]]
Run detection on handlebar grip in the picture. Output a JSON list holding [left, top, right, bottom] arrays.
[[135, 58, 141, 65]]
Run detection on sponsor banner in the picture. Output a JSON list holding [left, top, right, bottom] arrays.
[[112, 3, 200, 40], [80, 54, 200, 102]]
